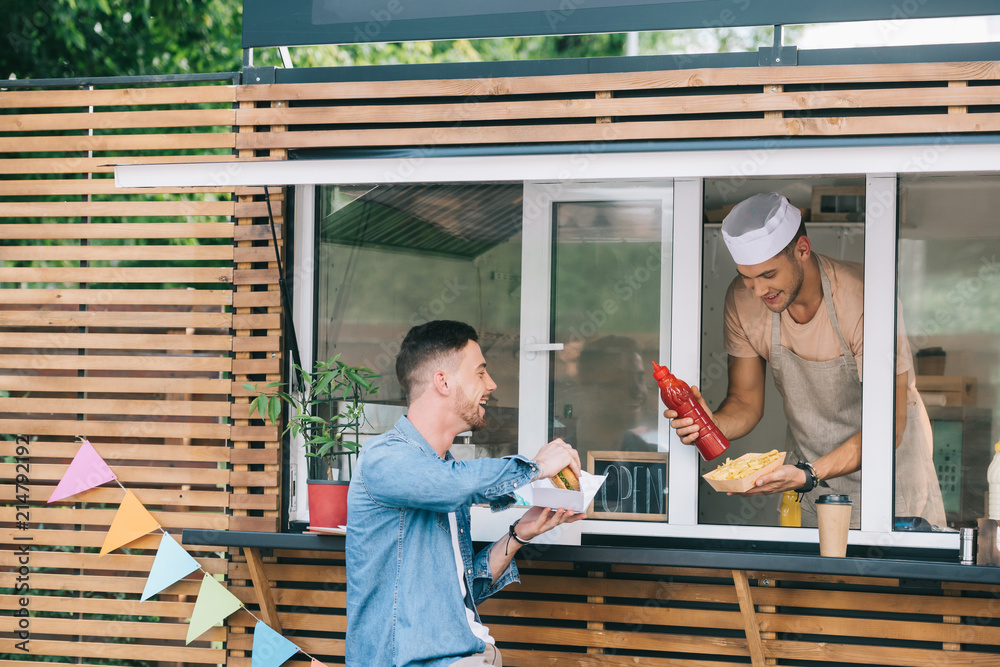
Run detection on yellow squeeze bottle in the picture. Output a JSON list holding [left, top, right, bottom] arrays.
[[779, 490, 801, 527]]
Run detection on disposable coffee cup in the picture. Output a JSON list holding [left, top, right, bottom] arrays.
[[816, 494, 853, 557]]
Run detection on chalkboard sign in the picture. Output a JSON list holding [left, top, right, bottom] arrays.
[[587, 451, 668, 521]]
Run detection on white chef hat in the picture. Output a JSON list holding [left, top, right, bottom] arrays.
[[721, 193, 801, 265]]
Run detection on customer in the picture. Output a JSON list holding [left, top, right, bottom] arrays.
[[346, 320, 585, 667]]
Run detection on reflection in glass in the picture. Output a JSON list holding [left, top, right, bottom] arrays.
[[898, 174, 1000, 531], [315, 183, 524, 459], [548, 200, 663, 471]]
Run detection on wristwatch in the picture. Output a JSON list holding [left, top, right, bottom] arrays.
[[794, 460, 818, 495]]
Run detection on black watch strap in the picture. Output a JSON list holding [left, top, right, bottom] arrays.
[[794, 460, 818, 494]]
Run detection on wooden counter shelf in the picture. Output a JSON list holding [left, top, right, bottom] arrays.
[[181, 528, 1000, 585]]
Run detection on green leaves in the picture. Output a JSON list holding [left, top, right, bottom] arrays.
[[245, 358, 380, 477]]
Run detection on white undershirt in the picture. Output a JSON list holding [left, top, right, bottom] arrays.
[[448, 512, 495, 645]]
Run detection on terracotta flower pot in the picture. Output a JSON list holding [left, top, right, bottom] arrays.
[[308, 479, 349, 528]]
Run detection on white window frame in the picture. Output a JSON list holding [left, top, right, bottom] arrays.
[[258, 138, 1000, 549]]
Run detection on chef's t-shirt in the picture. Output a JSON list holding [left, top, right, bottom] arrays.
[[723, 254, 915, 379]]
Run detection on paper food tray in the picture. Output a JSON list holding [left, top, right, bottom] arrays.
[[702, 451, 786, 493], [513, 471, 607, 513]]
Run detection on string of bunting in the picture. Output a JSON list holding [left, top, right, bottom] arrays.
[[47, 437, 327, 667]]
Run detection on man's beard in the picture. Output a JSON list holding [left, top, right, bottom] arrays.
[[765, 254, 805, 313], [456, 385, 486, 431]]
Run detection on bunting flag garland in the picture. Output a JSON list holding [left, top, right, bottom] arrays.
[[251, 620, 301, 667], [142, 532, 201, 601], [186, 573, 245, 644], [47, 439, 117, 503], [100, 490, 161, 556], [51, 439, 317, 663]]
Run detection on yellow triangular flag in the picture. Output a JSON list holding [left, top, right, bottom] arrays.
[[186, 573, 244, 644], [99, 490, 160, 556]]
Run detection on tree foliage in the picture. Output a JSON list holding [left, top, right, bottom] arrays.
[[2, 0, 242, 80], [2, 0, 796, 80]]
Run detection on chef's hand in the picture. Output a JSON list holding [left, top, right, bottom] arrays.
[[514, 505, 586, 541], [532, 437, 582, 482], [733, 464, 806, 496], [663, 384, 712, 446]]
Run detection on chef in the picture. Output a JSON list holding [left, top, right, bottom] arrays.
[[666, 192, 945, 528]]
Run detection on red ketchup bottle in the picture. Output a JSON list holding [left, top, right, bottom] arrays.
[[652, 362, 729, 461]]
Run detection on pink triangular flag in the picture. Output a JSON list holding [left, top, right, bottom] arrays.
[[185, 573, 244, 644], [311, 660, 327, 667], [99, 490, 160, 556], [48, 439, 117, 503]]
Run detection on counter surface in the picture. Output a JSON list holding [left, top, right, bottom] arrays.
[[181, 529, 1000, 585]]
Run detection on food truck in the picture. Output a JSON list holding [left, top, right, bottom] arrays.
[[5, 3, 1000, 665]]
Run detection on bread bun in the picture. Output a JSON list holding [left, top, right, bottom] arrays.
[[551, 466, 579, 492]]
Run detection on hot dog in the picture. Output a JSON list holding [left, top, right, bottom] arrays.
[[550, 466, 579, 492]]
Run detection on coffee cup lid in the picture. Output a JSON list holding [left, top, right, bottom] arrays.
[[816, 494, 852, 505]]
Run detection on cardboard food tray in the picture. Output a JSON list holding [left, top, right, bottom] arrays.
[[513, 471, 607, 513], [702, 451, 786, 493]]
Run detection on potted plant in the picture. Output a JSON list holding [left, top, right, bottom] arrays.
[[245, 355, 379, 529]]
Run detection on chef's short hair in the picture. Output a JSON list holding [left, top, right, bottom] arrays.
[[396, 320, 479, 401]]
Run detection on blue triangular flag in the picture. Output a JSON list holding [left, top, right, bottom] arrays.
[[251, 620, 299, 667], [141, 532, 200, 601]]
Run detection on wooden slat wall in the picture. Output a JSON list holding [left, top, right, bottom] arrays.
[[234, 61, 1000, 151], [5, 59, 1000, 666], [0, 79, 283, 665], [214, 548, 1000, 667]]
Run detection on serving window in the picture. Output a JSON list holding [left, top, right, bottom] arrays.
[[288, 145, 998, 550]]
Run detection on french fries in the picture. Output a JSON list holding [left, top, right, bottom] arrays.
[[707, 449, 783, 481]]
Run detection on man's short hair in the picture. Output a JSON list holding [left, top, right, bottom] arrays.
[[396, 320, 479, 401], [781, 219, 809, 257]]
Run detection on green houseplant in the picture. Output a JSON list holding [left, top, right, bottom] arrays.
[[245, 355, 379, 528]]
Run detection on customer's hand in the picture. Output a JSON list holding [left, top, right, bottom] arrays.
[[532, 437, 581, 482], [514, 505, 586, 541]]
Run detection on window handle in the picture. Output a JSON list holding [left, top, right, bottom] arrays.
[[523, 337, 564, 360]]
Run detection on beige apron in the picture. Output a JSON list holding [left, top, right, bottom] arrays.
[[771, 261, 862, 528], [771, 260, 946, 529]]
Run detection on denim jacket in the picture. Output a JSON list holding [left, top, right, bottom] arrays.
[[346, 416, 539, 667]]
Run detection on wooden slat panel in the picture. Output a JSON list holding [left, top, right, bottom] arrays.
[[0, 505, 230, 531], [0, 85, 236, 108], [752, 585, 992, 617], [232, 313, 281, 330], [0, 591, 214, 617], [478, 598, 744, 630], [237, 112, 1000, 150], [2, 375, 230, 393], [0, 332, 233, 351], [0, 418, 229, 439], [0, 353, 230, 372], [231, 336, 281, 353], [0, 547, 222, 574], [0, 486, 229, 508], [2, 640, 223, 664], [233, 223, 281, 241], [0, 310, 230, 328], [0, 132, 235, 153], [760, 612, 1000, 645], [768, 639, 1000, 667], [1, 222, 234, 240], [235, 62, 1000, 103], [0, 616, 197, 642], [235, 85, 1000, 126], [0, 244, 233, 261], [0, 178, 241, 196], [232, 268, 280, 285], [0, 439, 230, 463], [0, 266, 233, 283], [0, 200, 234, 218], [231, 289, 281, 308], [4, 396, 230, 417], [0, 288, 231, 305], [2, 108, 236, 132], [7, 464, 230, 486], [0, 153, 240, 175]]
